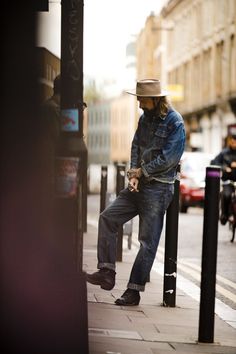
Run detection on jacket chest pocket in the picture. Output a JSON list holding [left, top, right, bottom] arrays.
[[154, 127, 169, 149]]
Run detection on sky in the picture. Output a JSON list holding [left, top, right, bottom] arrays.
[[37, 0, 167, 91]]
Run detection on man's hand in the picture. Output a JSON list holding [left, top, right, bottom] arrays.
[[128, 177, 139, 192], [127, 168, 142, 179], [231, 161, 236, 168]]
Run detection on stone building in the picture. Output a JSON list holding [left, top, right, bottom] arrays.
[[86, 37, 138, 168], [36, 47, 60, 102], [110, 93, 137, 164], [87, 93, 137, 166], [136, 13, 163, 82], [87, 101, 111, 165], [136, 0, 236, 153]]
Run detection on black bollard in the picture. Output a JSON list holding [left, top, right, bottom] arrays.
[[198, 166, 221, 343], [163, 164, 181, 307], [100, 165, 108, 213], [116, 164, 126, 261]]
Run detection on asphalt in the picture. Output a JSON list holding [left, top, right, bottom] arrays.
[[83, 197, 236, 354]]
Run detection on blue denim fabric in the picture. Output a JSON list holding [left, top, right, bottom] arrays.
[[131, 108, 185, 183], [97, 182, 174, 291]]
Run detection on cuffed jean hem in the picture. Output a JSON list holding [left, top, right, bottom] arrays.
[[98, 262, 116, 271], [128, 282, 145, 292]]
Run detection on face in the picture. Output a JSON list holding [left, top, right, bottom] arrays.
[[229, 136, 236, 150], [137, 97, 155, 110]]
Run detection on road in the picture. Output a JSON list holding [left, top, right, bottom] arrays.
[[87, 194, 236, 312], [165, 207, 236, 310]]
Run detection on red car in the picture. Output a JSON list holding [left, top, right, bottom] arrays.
[[179, 152, 214, 213]]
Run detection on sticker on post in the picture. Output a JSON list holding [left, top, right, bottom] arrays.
[[55, 157, 80, 197], [61, 108, 79, 132]]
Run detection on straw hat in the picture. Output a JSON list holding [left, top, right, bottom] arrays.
[[126, 79, 168, 97]]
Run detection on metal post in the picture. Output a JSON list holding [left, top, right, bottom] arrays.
[[116, 164, 126, 261], [55, 1, 89, 352], [100, 165, 108, 213], [198, 166, 220, 343], [163, 164, 180, 307], [83, 148, 88, 232], [59, 0, 88, 271]]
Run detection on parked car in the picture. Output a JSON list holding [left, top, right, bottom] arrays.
[[179, 151, 214, 213]]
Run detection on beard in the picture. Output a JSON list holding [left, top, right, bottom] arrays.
[[142, 107, 157, 117]]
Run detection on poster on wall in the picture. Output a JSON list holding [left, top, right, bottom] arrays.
[[55, 157, 80, 197], [61, 108, 79, 132]]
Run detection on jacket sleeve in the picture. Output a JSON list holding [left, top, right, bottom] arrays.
[[210, 149, 233, 181], [130, 119, 141, 168], [210, 152, 224, 166]]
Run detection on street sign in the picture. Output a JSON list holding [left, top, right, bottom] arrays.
[[61, 108, 79, 132], [55, 157, 80, 198]]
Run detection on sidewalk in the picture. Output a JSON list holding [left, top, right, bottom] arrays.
[[83, 217, 236, 354]]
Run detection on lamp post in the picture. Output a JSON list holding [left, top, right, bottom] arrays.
[[54, 0, 89, 352]]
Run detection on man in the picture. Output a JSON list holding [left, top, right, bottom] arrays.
[[40, 75, 87, 193], [41, 74, 61, 142], [211, 126, 236, 225], [87, 79, 185, 306], [40, 75, 87, 141], [39, 75, 61, 197]]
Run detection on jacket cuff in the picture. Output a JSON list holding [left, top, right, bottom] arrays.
[[127, 168, 142, 179]]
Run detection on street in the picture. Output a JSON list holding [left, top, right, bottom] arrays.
[[164, 207, 236, 311], [87, 194, 236, 312]]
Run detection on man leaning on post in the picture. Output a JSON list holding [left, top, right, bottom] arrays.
[[86, 79, 186, 306]]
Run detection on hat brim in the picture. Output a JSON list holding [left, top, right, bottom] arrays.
[[125, 89, 169, 97]]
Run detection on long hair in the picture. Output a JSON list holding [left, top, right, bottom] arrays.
[[154, 96, 171, 118]]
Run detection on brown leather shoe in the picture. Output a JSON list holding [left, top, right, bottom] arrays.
[[86, 268, 116, 290], [115, 289, 140, 306]]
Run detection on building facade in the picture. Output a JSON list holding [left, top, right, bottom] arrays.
[[164, 0, 236, 152], [36, 47, 60, 102], [136, 13, 163, 81], [136, 0, 236, 153], [87, 101, 111, 165], [110, 93, 137, 164], [86, 93, 137, 166]]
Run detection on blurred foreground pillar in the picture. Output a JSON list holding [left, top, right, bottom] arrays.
[[0, 1, 88, 353]]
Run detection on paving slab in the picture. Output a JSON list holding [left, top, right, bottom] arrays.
[[89, 335, 175, 354], [84, 221, 236, 354]]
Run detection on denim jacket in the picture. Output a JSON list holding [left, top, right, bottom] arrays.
[[130, 108, 185, 184]]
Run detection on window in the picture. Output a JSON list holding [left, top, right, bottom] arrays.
[[229, 35, 236, 92], [215, 41, 224, 97]]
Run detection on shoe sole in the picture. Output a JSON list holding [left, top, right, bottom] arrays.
[[101, 284, 114, 290], [115, 300, 140, 306], [86, 277, 114, 291]]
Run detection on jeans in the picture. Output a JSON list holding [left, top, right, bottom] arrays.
[[97, 181, 174, 291]]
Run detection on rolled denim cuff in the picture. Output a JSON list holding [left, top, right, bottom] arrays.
[[127, 282, 145, 292], [98, 262, 116, 271]]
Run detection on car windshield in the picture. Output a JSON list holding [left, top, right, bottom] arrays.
[[181, 155, 211, 173], [181, 153, 213, 183]]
